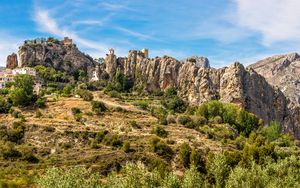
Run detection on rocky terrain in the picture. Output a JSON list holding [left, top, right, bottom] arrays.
[[6, 53, 18, 69], [18, 39, 97, 76], [10, 39, 300, 138], [247, 53, 300, 139], [104, 50, 288, 135]]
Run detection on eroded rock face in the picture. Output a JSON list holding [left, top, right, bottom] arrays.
[[18, 41, 97, 77], [248, 53, 300, 138], [6, 53, 18, 69], [105, 50, 289, 133]]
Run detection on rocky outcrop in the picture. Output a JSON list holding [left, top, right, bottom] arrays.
[[248, 53, 300, 138], [104, 50, 289, 132], [6, 53, 18, 69], [182, 56, 210, 68], [18, 39, 97, 77]]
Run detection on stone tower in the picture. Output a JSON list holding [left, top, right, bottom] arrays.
[[141, 48, 149, 58], [105, 48, 117, 79]]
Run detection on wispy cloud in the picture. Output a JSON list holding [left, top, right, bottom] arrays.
[[114, 26, 160, 41], [33, 6, 110, 56], [234, 0, 300, 45]]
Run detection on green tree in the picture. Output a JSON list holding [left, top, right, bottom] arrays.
[[179, 143, 192, 168], [9, 75, 34, 106]]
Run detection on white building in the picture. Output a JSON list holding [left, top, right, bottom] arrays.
[[12, 67, 36, 77], [91, 70, 99, 81]]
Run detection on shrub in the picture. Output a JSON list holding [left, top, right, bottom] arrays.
[[36, 167, 99, 188], [177, 115, 192, 125], [129, 120, 141, 129], [9, 75, 34, 107], [103, 133, 123, 147], [107, 90, 121, 98], [0, 141, 22, 160], [166, 114, 176, 124], [74, 113, 82, 122], [182, 165, 204, 188], [35, 110, 43, 118], [122, 141, 131, 153], [162, 91, 187, 113], [179, 143, 192, 168], [191, 115, 207, 127], [0, 97, 11, 113], [150, 136, 173, 160], [208, 115, 223, 124], [152, 126, 168, 138], [7, 121, 26, 144], [62, 84, 73, 96], [91, 101, 107, 114], [151, 107, 168, 125], [133, 100, 149, 110], [35, 97, 46, 108], [76, 89, 93, 101], [71, 107, 81, 115], [44, 126, 55, 132], [261, 121, 281, 142]]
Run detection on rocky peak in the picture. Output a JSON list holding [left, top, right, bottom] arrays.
[[182, 56, 210, 68], [104, 51, 289, 134], [18, 37, 97, 77], [6, 53, 18, 69]]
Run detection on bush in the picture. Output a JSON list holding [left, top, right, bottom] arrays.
[[36, 167, 99, 188], [151, 107, 168, 125], [177, 115, 192, 125], [179, 143, 192, 168], [76, 89, 93, 101], [103, 133, 123, 147], [9, 74, 34, 106], [191, 115, 207, 127], [62, 84, 73, 96], [208, 115, 223, 124], [0, 141, 22, 160], [152, 126, 168, 138], [91, 101, 107, 114], [35, 97, 46, 108], [166, 115, 176, 124], [133, 100, 149, 110], [0, 97, 11, 113], [35, 110, 43, 118], [261, 121, 281, 142], [129, 120, 141, 129], [44, 126, 55, 132], [150, 136, 173, 160], [7, 121, 26, 144], [162, 87, 187, 113], [122, 141, 131, 153], [71, 107, 81, 115]]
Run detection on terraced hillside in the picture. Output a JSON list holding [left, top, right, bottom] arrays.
[[0, 91, 239, 187]]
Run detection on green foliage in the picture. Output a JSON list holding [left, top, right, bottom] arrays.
[[150, 136, 173, 160], [91, 100, 107, 114], [133, 100, 149, 110], [0, 97, 11, 113], [36, 167, 100, 188], [261, 121, 281, 142], [194, 101, 260, 136], [0, 141, 22, 160], [179, 143, 192, 168], [71, 107, 81, 115], [182, 165, 204, 188], [35, 109, 43, 118], [122, 141, 131, 153], [76, 89, 93, 101], [129, 120, 141, 129], [9, 75, 34, 106], [177, 115, 192, 125], [152, 126, 168, 138], [210, 153, 230, 188], [63, 84, 73, 96], [35, 97, 46, 108], [162, 87, 187, 113], [104, 71, 134, 92], [151, 107, 168, 125], [103, 133, 123, 147]]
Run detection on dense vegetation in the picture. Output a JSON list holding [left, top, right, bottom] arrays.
[[0, 68, 299, 187]]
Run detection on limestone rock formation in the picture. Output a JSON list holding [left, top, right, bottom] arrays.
[[18, 39, 97, 77], [182, 56, 210, 68], [6, 53, 18, 69], [104, 50, 289, 134], [248, 53, 300, 138]]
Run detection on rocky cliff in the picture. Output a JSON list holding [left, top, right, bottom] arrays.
[[18, 39, 97, 76], [104, 50, 289, 134], [6, 53, 18, 69], [248, 53, 300, 138]]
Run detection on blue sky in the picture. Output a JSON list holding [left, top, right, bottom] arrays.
[[0, 0, 300, 67]]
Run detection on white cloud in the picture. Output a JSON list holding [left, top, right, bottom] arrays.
[[235, 0, 300, 45], [33, 7, 110, 57], [114, 26, 160, 41]]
